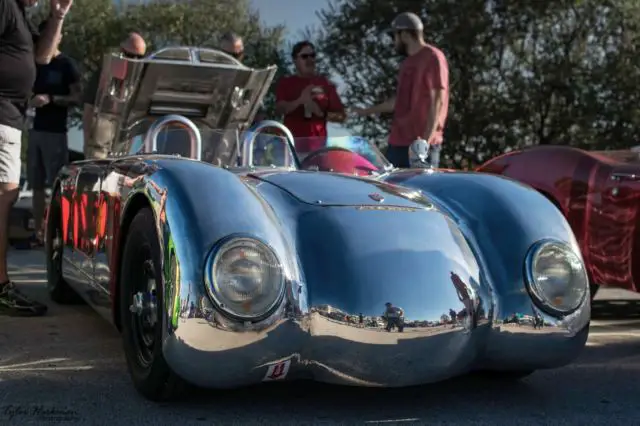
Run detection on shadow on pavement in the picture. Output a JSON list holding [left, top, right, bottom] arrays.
[[1, 337, 638, 425], [592, 299, 640, 320]]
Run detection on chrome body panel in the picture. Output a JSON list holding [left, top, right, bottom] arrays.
[[52, 159, 590, 388], [46, 46, 589, 390]]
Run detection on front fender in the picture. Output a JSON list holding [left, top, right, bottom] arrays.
[[385, 170, 581, 284], [121, 159, 295, 338], [384, 170, 590, 367]]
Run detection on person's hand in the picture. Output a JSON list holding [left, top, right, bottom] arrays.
[[31, 94, 50, 108], [299, 85, 315, 104], [50, 0, 73, 19]]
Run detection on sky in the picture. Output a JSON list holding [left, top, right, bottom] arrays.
[[67, 0, 343, 152], [249, 0, 332, 41]]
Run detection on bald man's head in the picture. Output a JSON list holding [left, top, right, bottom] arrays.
[[220, 32, 244, 61], [120, 33, 147, 58]]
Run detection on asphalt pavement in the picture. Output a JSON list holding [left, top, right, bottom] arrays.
[[1, 250, 640, 426]]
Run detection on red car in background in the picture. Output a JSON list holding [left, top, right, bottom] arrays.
[[477, 145, 640, 298]]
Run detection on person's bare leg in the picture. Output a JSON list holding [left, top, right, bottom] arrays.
[[32, 189, 46, 240], [0, 183, 19, 283], [0, 124, 48, 316]]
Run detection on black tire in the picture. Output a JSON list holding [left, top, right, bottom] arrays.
[[590, 283, 600, 300], [46, 194, 82, 304], [13, 239, 32, 250], [119, 207, 186, 401]]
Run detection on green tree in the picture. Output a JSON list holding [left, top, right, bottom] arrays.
[[314, 0, 640, 167]]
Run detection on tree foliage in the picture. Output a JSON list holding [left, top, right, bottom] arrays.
[[29, 0, 287, 126], [314, 0, 640, 167]]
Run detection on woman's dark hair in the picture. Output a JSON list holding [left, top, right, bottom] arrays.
[[291, 41, 315, 58]]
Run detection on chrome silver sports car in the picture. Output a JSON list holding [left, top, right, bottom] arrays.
[[45, 46, 590, 402]]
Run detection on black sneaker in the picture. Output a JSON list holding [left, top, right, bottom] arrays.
[[0, 281, 48, 316]]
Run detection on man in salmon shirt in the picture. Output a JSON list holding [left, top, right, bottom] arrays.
[[353, 12, 449, 168], [275, 41, 346, 157]]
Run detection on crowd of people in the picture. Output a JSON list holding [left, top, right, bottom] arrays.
[[0, 0, 450, 316]]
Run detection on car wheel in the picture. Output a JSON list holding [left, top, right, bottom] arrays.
[[46, 194, 82, 304], [120, 207, 186, 401]]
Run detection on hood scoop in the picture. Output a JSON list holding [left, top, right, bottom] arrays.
[[252, 171, 433, 209]]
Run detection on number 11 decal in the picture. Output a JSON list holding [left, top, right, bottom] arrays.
[[263, 359, 291, 381]]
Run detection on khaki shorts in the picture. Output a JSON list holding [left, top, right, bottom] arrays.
[[0, 124, 22, 184], [84, 117, 116, 159]]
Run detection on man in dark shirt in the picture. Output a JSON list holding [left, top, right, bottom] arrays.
[[0, 0, 73, 316], [28, 18, 81, 244], [383, 302, 405, 332], [82, 32, 146, 159]]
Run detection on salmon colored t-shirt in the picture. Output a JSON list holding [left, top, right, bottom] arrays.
[[388, 44, 449, 147], [275, 75, 344, 153]]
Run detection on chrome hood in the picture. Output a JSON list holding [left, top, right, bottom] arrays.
[[252, 171, 433, 208], [292, 203, 482, 320], [247, 169, 483, 327]]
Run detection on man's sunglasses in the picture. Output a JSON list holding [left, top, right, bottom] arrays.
[[121, 50, 144, 59], [298, 52, 316, 60]]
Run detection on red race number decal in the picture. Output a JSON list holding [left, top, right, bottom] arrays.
[[263, 359, 291, 382]]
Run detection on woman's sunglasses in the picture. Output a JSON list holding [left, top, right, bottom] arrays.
[[298, 52, 316, 60]]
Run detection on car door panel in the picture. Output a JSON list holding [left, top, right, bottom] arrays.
[[589, 168, 640, 290]]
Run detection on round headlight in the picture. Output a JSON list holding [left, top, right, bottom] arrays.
[[525, 240, 588, 315], [206, 238, 285, 320]]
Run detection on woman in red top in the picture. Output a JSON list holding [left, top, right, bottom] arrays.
[[275, 41, 346, 155]]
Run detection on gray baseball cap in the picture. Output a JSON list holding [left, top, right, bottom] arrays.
[[388, 12, 424, 33]]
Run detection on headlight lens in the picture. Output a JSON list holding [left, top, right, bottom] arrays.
[[206, 238, 285, 319], [526, 240, 588, 314]]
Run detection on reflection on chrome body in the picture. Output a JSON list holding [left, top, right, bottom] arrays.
[[46, 46, 589, 395]]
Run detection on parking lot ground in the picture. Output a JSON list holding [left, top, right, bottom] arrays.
[[1, 250, 639, 425]]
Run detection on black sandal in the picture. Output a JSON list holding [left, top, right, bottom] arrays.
[[0, 281, 48, 316]]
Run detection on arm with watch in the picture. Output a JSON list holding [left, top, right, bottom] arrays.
[[52, 88, 81, 106], [31, 92, 80, 108]]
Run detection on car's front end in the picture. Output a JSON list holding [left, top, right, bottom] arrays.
[[148, 166, 590, 389]]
